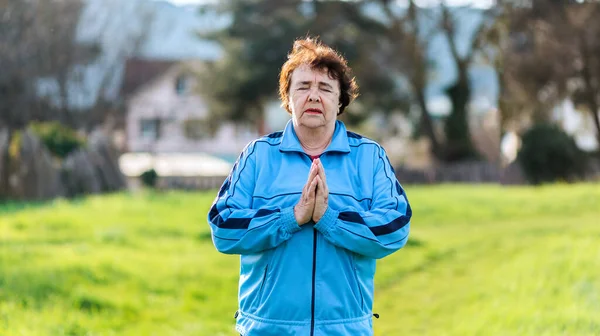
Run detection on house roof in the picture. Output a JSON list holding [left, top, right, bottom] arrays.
[[120, 58, 177, 97]]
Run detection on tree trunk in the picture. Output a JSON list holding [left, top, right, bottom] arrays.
[[592, 108, 600, 153], [416, 89, 442, 161], [444, 70, 478, 162], [405, 0, 443, 162], [0, 127, 12, 201], [440, 3, 479, 162]]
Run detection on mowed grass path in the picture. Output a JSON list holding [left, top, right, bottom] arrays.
[[1, 184, 599, 335]]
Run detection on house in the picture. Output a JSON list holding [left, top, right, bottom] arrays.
[[121, 57, 258, 159]]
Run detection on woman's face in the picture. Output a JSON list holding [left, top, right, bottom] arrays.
[[288, 64, 340, 130]]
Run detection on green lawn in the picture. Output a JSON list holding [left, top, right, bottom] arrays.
[[1, 184, 600, 335]]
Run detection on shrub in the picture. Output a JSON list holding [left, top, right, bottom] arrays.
[[517, 123, 587, 184], [29, 122, 86, 159], [140, 169, 158, 188]]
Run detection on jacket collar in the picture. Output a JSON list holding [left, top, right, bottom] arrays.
[[279, 119, 351, 154]]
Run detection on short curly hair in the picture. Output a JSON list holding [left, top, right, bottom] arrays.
[[279, 37, 359, 116]]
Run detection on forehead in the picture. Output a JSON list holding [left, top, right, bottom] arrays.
[[291, 64, 338, 85]]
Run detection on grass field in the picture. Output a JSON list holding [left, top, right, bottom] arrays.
[[1, 183, 600, 336]]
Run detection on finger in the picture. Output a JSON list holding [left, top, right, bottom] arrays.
[[315, 188, 323, 202], [318, 175, 326, 194], [303, 163, 315, 193], [307, 161, 318, 185], [315, 175, 322, 190], [317, 160, 327, 186], [302, 179, 307, 196], [306, 162, 313, 183], [315, 178, 326, 202], [308, 176, 318, 199], [314, 160, 327, 195]]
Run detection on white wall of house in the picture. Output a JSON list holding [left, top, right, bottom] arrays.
[[126, 65, 257, 157], [553, 99, 598, 152]]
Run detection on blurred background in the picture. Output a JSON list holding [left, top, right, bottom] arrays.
[[1, 0, 600, 335]]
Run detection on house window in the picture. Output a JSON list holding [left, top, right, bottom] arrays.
[[140, 119, 161, 140], [175, 75, 188, 95]]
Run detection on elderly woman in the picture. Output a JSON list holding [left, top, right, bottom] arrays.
[[208, 37, 412, 336]]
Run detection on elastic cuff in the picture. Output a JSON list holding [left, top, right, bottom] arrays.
[[314, 206, 338, 237], [278, 206, 301, 234]]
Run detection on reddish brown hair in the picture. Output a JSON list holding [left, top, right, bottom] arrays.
[[279, 37, 359, 115]]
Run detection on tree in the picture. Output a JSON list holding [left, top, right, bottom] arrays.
[[1, 0, 96, 200], [439, 3, 499, 161], [74, 0, 156, 133], [490, 0, 600, 150], [565, 2, 600, 150], [0, 0, 99, 131], [376, 0, 500, 162], [377, 0, 443, 159], [196, 0, 408, 135], [198, 0, 505, 162]]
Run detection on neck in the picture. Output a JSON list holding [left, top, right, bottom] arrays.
[[294, 123, 335, 156]]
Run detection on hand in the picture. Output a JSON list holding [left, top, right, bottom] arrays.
[[294, 160, 319, 225], [312, 159, 329, 223]]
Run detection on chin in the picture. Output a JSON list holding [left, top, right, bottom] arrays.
[[300, 120, 325, 129]]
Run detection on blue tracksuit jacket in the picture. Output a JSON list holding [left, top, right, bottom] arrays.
[[208, 120, 412, 336]]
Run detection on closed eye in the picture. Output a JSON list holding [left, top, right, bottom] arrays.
[[319, 83, 334, 92]]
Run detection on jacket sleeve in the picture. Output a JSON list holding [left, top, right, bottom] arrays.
[[314, 145, 411, 259], [207, 142, 301, 255]]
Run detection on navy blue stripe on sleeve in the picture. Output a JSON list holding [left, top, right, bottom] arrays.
[[339, 211, 366, 225], [255, 208, 280, 217], [218, 217, 252, 230], [209, 205, 223, 226], [338, 203, 412, 236], [209, 207, 280, 230], [218, 179, 230, 197], [369, 201, 412, 236], [368, 215, 410, 236]]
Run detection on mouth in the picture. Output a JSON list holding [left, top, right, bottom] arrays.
[[304, 108, 323, 115]]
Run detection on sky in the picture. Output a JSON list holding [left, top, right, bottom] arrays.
[[163, 0, 213, 5], [163, 0, 495, 8]]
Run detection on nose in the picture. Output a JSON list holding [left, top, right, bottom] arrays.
[[308, 88, 320, 102]]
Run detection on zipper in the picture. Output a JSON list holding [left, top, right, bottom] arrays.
[[310, 228, 317, 336], [306, 152, 320, 336]]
